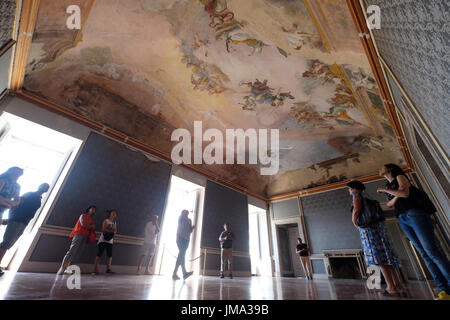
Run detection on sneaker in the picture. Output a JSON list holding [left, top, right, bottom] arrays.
[[229, 274, 233, 279], [172, 274, 180, 280], [92, 271, 100, 275], [220, 273, 224, 279], [437, 291, 450, 300], [106, 269, 115, 274], [183, 271, 193, 280]]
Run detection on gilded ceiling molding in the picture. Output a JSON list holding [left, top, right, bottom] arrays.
[[268, 171, 412, 202], [302, 0, 333, 52], [10, 0, 40, 91]]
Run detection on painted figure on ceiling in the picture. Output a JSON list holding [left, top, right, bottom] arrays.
[[302, 60, 336, 84], [282, 23, 322, 51], [239, 79, 295, 110], [203, 0, 234, 28]]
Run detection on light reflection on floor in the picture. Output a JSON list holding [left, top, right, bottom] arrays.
[[0, 272, 433, 300]]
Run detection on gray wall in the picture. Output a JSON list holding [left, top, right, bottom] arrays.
[[201, 180, 249, 252], [201, 180, 250, 273], [300, 180, 387, 254], [365, 0, 450, 152], [30, 132, 172, 265], [0, 0, 16, 49], [45, 132, 172, 238], [0, 48, 11, 96], [272, 198, 299, 220]]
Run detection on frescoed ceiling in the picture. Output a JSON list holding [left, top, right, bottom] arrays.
[[23, 0, 405, 197]]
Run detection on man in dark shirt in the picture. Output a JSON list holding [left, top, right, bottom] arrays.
[[0, 183, 49, 275], [219, 223, 235, 279]]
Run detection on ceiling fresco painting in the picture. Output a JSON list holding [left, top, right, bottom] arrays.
[[23, 0, 405, 197]]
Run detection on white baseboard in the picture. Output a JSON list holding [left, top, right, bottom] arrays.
[[18, 261, 142, 275]]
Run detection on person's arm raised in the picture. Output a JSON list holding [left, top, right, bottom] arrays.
[[377, 175, 410, 198]]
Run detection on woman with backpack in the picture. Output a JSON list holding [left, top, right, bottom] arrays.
[[347, 180, 404, 295], [93, 209, 118, 274], [377, 163, 450, 300]]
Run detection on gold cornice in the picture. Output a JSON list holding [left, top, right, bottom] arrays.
[[302, 0, 333, 52], [10, 0, 40, 91], [268, 171, 412, 202]]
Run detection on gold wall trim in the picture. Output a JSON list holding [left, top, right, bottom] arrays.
[[10, 0, 40, 91], [302, 0, 333, 52]]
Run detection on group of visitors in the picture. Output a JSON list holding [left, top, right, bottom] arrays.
[[0, 163, 448, 300], [347, 163, 450, 300], [0, 167, 49, 276]]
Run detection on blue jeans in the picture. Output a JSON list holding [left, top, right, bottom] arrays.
[[173, 237, 189, 276], [398, 208, 450, 293]]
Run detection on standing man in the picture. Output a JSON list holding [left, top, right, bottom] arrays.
[[172, 209, 194, 280], [219, 223, 235, 279], [137, 215, 160, 274], [0, 183, 50, 276]]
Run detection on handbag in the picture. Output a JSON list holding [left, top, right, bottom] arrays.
[[355, 196, 385, 228], [103, 232, 114, 241]]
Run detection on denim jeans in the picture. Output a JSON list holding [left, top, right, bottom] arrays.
[[173, 237, 189, 276], [398, 208, 450, 293]]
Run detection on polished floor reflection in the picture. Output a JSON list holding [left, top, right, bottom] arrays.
[[0, 272, 433, 300]]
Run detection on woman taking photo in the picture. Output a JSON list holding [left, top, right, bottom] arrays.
[[93, 209, 117, 275], [347, 180, 404, 295], [377, 163, 450, 300]]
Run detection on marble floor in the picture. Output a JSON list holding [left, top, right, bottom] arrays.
[[0, 271, 433, 300]]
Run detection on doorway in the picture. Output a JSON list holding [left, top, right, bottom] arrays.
[[0, 112, 82, 270], [248, 204, 271, 276], [276, 223, 304, 277], [155, 175, 204, 276]]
